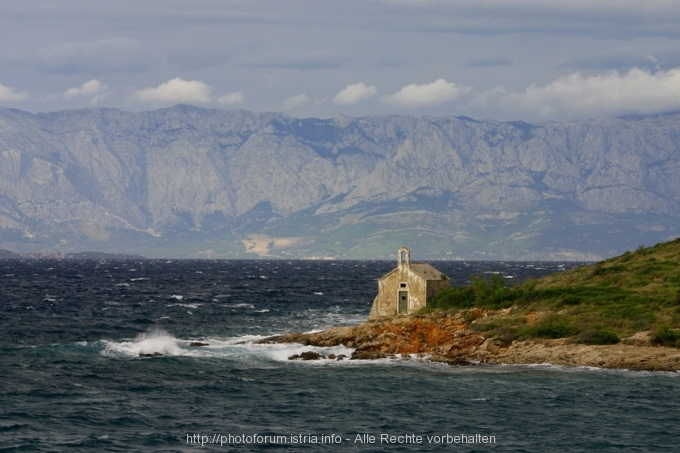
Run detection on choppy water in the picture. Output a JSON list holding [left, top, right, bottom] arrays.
[[1, 260, 678, 452]]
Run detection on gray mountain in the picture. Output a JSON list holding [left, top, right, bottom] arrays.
[[0, 105, 678, 260]]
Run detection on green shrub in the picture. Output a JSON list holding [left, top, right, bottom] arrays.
[[430, 286, 475, 309], [520, 315, 578, 339], [672, 290, 680, 306], [575, 329, 620, 345], [652, 325, 680, 347], [560, 295, 582, 306], [492, 326, 519, 346]]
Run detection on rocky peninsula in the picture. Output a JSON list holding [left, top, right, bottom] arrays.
[[261, 309, 680, 371], [262, 239, 680, 371]]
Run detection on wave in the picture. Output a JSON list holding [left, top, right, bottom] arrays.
[[99, 331, 354, 363], [166, 303, 202, 309], [102, 329, 182, 357], [223, 303, 254, 308]]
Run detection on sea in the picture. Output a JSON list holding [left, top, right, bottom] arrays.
[[1, 259, 679, 452]]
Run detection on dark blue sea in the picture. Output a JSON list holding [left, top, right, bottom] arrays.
[[1, 259, 679, 452]]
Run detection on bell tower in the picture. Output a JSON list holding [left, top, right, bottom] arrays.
[[397, 247, 410, 269]]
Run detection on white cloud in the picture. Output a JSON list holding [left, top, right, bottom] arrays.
[[333, 82, 378, 105], [0, 82, 27, 102], [382, 79, 470, 108], [283, 94, 310, 110], [63, 79, 109, 104], [496, 67, 680, 117], [218, 91, 244, 105], [136, 78, 212, 104]]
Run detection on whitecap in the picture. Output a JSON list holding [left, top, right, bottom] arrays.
[[102, 329, 182, 357], [170, 295, 183, 300], [314, 292, 323, 295], [115, 283, 130, 287], [166, 303, 202, 309]]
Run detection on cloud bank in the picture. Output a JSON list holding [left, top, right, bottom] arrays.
[[496, 67, 680, 117], [283, 94, 310, 110], [35, 38, 150, 75], [136, 78, 212, 104], [63, 79, 109, 103], [333, 83, 378, 105], [0, 82, 27, 102], [383, 79, 470, 108], [218, 92, 244, 105]]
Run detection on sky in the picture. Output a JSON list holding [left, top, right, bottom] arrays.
[[2, 0, 680, 122]]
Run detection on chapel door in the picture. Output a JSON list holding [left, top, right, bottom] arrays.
[[398, 291, 408, 314]]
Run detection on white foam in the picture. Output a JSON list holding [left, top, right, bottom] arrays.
[[223, 303, 254, 308], [170, 295, 183, 300], [102, 329, 182, 357], [166, 303, 202, 309], [100, 332, 359, 364]]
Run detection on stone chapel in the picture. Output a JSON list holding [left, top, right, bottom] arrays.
[[368, 247, 450, 320]]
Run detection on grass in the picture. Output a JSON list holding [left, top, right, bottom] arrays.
[[426, 237, 680, 346]]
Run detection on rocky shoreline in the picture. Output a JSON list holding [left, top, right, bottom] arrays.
[[260, 311, 680, 371]]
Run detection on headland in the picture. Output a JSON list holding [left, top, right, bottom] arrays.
[[262, 238, 680, 371]]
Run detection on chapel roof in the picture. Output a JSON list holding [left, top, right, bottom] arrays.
[[379, 262, 446, 281]]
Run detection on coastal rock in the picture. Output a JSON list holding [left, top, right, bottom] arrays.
[[189, 342, 209, 347], [350, 351, 387, 360], [262, 311, 680, 371], [139, 352, 163, 357], [288, 351, 325, 361]]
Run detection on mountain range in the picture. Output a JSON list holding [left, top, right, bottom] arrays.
[[1, 105, 679, 260]]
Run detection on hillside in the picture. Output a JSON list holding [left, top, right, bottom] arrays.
[[431, 238, 680, 347], [1, 106, 680, 259]]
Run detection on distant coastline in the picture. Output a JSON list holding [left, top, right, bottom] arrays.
[[0, 249, 146, 260]]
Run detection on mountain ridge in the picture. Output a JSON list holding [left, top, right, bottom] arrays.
[[0, 105, 678, 259]]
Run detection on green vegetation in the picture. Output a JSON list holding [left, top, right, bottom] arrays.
[[427, 237, 680, 346]]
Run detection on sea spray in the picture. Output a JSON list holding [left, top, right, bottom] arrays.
[[102, 328, 182, 357]]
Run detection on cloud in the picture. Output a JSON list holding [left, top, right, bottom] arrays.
[[63, 79, 110, 104], [382, 79, 471, 108], [466, 56, 513, 68], [283, 94, 310, 110], [34, 38, 151, 75], [248, 52, 346, 71], [333, 82, 378, 105], [168, 49, 230, 70], [495, 67, 680, 117], [218, 91, 245, 105], [0, 82, 28, 102], [136, 78, 213, 104]]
